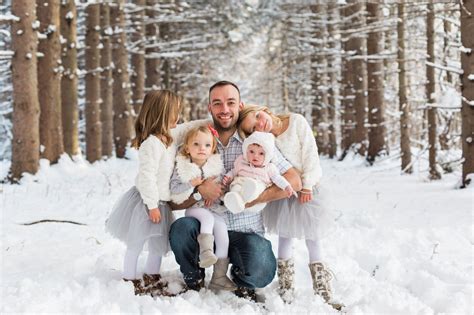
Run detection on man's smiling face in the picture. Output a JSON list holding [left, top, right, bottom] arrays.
[[208, 84, 243, 132]]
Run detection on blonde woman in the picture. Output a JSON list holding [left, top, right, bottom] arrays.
[[238, 105, 342, 309]]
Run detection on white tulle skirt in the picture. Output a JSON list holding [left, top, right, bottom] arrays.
[[105, 186, 174, 255], [263, 185, 338, 240]]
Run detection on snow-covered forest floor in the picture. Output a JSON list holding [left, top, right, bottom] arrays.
[[1, 151, 472, 314]]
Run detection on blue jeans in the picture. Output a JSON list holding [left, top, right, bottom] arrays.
[[169, 217, 276, 289]]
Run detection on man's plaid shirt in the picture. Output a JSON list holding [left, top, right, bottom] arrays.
[[217, 131, 292, 235]]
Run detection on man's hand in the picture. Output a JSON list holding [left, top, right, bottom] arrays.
[[298, 188, 313, 204], [149, 208, 161, 223], [190, 177, 204, 187], [198, 176, 223, 200]]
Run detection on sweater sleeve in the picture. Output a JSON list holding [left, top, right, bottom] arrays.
[[268, 163, 291, 190], [169, 165, 193, 195], [296, 115, 322, 189], [135, 137, 164, 210]]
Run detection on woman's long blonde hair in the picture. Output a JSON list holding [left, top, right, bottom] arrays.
[[237, 105, 290, 139], [132, 90, 182, 149]]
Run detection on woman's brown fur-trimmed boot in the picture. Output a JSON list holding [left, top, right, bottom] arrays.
[[208, 258, 237, 291], [277, 258, 295, 303], [309, 261, 344, 310], [197, 233, 218, 268]]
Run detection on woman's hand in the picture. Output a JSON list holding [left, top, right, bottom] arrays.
[[298, 189, 313, 204], [204, 199, 214, 208], [149, 208, 161, 223], [284, 185, 296, 198]]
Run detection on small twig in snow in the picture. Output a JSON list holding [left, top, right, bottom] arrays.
[[19, 219, 87, 226]]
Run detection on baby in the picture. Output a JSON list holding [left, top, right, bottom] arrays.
[[223, 131, 295, 214]]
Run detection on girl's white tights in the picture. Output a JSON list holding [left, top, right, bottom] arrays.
[[123, 242, 162, 280], [278, 236, 322, 263], [186, 207, 229, 258]]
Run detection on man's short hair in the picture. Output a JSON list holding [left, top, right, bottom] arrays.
[[208, 81, 241, 103]]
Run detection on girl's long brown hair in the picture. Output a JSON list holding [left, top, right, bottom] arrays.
[[237, 105, 290, 139], [132, 90, 182, 149]]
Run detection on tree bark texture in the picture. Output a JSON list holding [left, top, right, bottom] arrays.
[[60, 0, 79, 156], [100, 3, 114, 158], [350, 1, 368, 156], [397, 0, 412, 173], [326, 2, 339, 158], [311, 3, 329, 156], [111, 1, 133, 158], [131, 0, 146, 115], [145, 0, 161, 91], [426, 0, 441, 179], [10, 0, 40, 179], [85, 4, 102, 162], [460, 0, 474, 187], [37, 0, 64, 163], [366, 2, 387, 164]]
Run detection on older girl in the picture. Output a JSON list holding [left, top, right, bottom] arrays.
[[106, 90, 181, 296]]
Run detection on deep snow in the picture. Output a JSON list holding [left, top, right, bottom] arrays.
[[1, 151, 472, 314]]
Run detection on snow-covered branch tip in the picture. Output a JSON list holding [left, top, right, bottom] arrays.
[[19, 219, 87, 226]]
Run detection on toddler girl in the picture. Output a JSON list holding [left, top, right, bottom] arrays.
[[170, 125, 236, 291]]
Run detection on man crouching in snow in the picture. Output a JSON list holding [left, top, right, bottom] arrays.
[[168, 81, 301, 301]]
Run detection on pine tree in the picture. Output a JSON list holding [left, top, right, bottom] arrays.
[[60, 0, 79, 156], [37, 0, 64, 163], [460, 0, 474, 187], [10, 0, 40, 179], [111, 0, 132, 158], [85, 3, 102, 162], [100, 3, 114, 158], [426, 0, 441, 179], [366, 1, 387, 163], [397, 0, 412, 173]]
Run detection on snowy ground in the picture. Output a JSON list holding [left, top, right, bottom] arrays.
[[1, 152, 472, 314]]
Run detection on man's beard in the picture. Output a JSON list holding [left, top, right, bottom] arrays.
[[212, 116, 237, 132]]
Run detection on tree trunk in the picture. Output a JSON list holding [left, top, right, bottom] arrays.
[[145, 0, 161, 91], [444, 17, 453, 84], [60, 0, 79, 156], [340, 2, 357, 159], [10, 0, 40, 180], [397, 0, 412, 173], [37, 0, 63, 163], [111, 0, 133, 158], [160, 23, 171, 89], [85, 4, 102, 162], [100, 3, 114, 158], [351, 1, 368, 156], [131, 0, 146, 115], [366, 2, 387, 164], [426, 0, 441, 179], [326, 2, 339, 158], [460, 0, 474, 187], [311, 4, 329, 156]]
